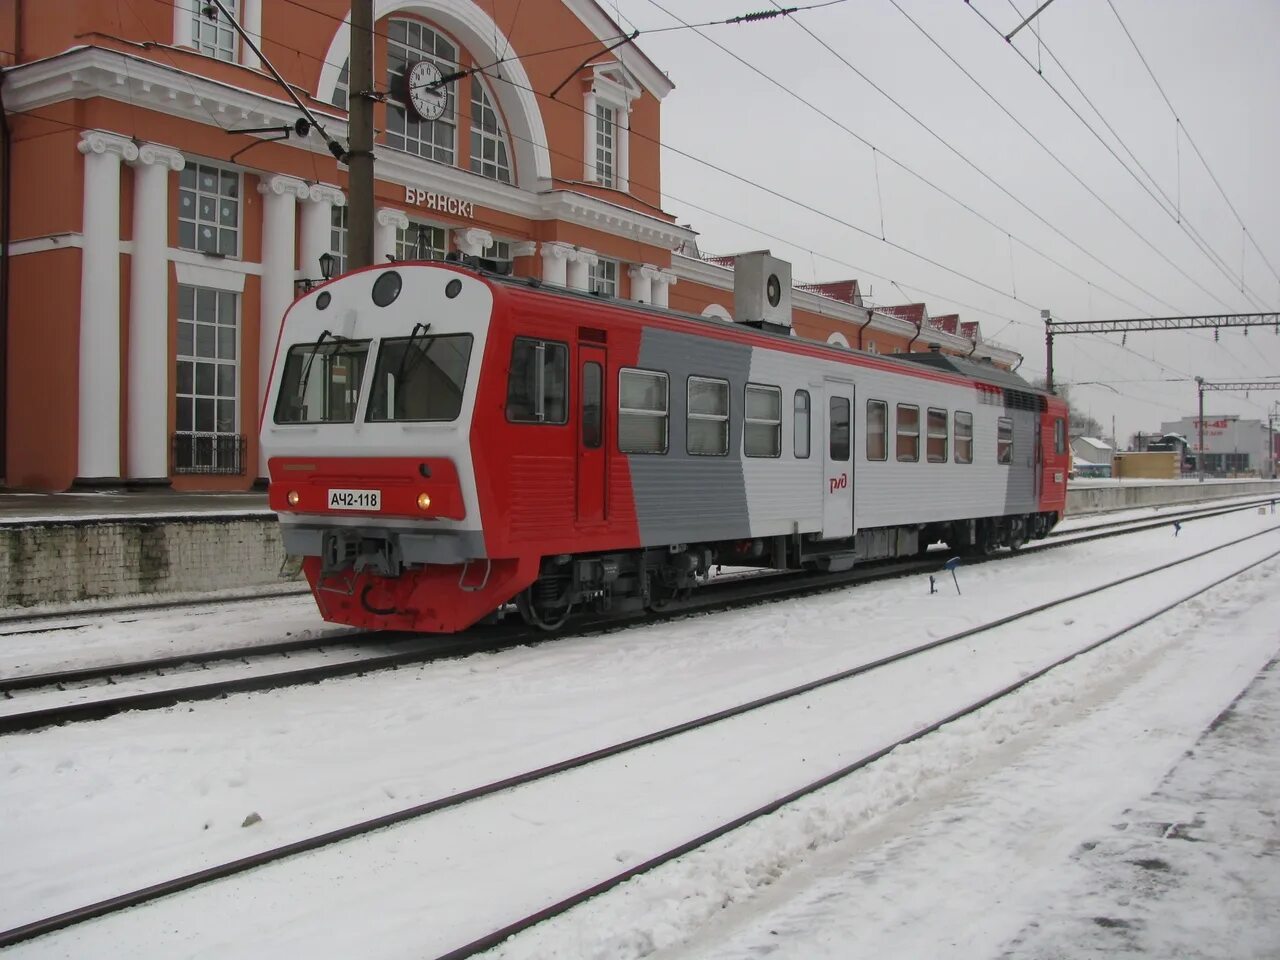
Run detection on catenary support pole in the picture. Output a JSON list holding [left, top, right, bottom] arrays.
[[1196, 376, 1205, 483], [347, 0, 375, 270], [1042, 309, 1054, 392]]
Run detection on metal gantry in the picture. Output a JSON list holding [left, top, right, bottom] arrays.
[[1043, 312, 1280, 391]]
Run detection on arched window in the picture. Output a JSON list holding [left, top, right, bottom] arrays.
[[386, 18, 458, 165], [469, 74, 512, 183]]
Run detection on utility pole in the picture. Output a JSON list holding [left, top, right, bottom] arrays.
[[1042, 309, 1054, 392], [1195, 376, 1205, 483], [347, 0, 375, 270]]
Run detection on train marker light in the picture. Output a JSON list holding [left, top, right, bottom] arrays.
[[287, 490, 300, 506], [417, 492, 432, 511]]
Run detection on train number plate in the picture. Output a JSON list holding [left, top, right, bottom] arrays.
[[327, 488, 381, 511]]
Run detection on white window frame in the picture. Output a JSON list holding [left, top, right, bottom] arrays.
[[386, 18, 458, 165], [178, 161, 241, 258], [396, 221, 448, 262], [744, 383, 782, 458], [687, 376, 729, 457], [618, 368, 668, 455], [175, 0, 261, 65], [175, 283, 240, 472], [469, 73, 513, 183], [589, 257, 618, 297], [584, 63, 637, 191], [330, 205, 349, 275]]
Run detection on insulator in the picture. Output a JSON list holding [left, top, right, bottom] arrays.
[[1214, 328, 1220, 341]]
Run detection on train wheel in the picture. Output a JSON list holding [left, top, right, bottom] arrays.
[[516, 583, 573, 632]]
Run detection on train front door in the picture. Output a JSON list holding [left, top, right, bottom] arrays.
[[822, 379, 855, 538], [577, 345, 607, 524]]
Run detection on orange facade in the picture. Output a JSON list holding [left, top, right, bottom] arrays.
[[0, 0, 1016, 490]]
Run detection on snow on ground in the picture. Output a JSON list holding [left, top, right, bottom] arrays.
[[2, 511, 1278, 957]]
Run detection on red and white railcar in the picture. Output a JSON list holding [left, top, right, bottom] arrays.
[[261, 261, 1070, 633]]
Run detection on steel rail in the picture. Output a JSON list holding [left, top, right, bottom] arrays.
[[2, 523, 1276, 950]]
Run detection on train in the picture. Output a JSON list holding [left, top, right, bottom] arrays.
[[260, 256, 1070, 633]]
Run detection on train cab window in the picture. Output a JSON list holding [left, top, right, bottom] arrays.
[[618, 368, 668, 454], [926, 408, 948, 462], [954, 411, 973, 464], [687, 376, 729, 456], [274, 336, 371, 424], [582, 362, 602, 448], [1055, 417, 1066, 455], [830, 397, 850, 460], [997, 416, 1014, 464], [367, 333, 473, 422], [506, 337, 568, 424], [866, 400, 887, 461], [794, 390, 811, 458], [744, 383, 782, 457], [896, 404, 920, 462]]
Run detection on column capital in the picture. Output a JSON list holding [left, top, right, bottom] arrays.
[[376, 206, 410, 230], [131, 142, 185, 171], [258, 173, 310, 200], [570, 247, 599, 268], [307, 183, 346, 206], [456, 227, 493, 256], [510, 240, 538, 258], [629, 264, 661, 282], [653, 270, 678, 288], [78, 130, 139, 162], [540, 240, 575, 262]]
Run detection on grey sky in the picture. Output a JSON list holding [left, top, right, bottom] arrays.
[[612, 0, 1280, 444]]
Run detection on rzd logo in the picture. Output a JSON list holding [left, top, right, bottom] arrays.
[[828, 473, 848, 493]]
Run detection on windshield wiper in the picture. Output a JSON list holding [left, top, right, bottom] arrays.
[[295, 329, 333, 412], [393, 321, 433, 390]]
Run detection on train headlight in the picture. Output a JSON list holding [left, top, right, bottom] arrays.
[[417, 492, 432, 511], [287, 490, 300, 507]]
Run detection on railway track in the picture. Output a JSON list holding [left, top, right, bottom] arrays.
[[2, 521, 1277, 952], [0, 496, 1272, 736]]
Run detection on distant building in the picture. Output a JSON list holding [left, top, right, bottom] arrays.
[[1070, 436, 1113, 479], [1161, 416, 1271, 476]]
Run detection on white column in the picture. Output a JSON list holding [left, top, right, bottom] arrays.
[[76, 130, 138, 483], [652, 270, 677, 309], [241, 0, 262, 70], [173, 0, 194, 47], [618, 103, 631, 193], [567, 248, 598, 292], [456, 227, 493, 257], [540, 241, 574, 286], [126, 143, 184, 482], [376, 207, 409, 263], [628, 264, 657, 304], [583, 89, 597, 182], [300, 183, 344, 283], [257, 174, 309, 479]]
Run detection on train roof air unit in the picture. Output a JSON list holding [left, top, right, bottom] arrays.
[[733, 251, 793, 336]]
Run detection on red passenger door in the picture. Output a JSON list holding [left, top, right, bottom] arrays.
[[577, 346, 607, 524]]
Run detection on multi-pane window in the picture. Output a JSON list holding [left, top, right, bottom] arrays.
[[331, 59, 349, 110], [175, 284, 238, 471], [745, 384, 782, 457], [794, 390, 810, 458], [191, 0, 237, 62], [330, 205, 348, 276], [469, 74, 512, 183], [865, 340, 878, 355], [386, 18, 457, 163], [590, 258, 618, 296], [997, 417, 1014, 464], [595, 103, 615, 187], [178, 163, 240, 256], [927, 407, 948, 463], [955, 411, 974, 464], [896, 404, 920, 462], [619, 368, 668, 454], [481, 238, 512, 271], [866, 400, 887, 461], [506, 337, 567, 424], [687, 377, 729, 456], [395, 222, 447, 262]]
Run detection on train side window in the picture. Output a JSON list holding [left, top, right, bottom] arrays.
[[506, 337, 568, 424], [830, 397, 850, 461], [896, 404, 920, 462], [866, 399, 887, 461], [926, 407, 948, 462], [1055, 417, 1066, 454], [687, 376, 729, 456], [954, 411, 973, 463], [997, 416, 1014, 464], [582, 361, 602, 448], [794, 390, 811, 459], [745, 383, 782, 457], [619, 368, 668, 454]]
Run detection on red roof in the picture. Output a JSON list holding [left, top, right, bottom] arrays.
[[930, 313, 959, 335], [960, 321, 981, 341], [797, 279, 863, 306], [878, 303, 928, 326]]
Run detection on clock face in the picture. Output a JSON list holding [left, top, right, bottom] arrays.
[[405, 60, 448, 122]]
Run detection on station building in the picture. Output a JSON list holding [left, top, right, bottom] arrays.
[[0, 0, 1019, 491], [1160, 415, 1274, 477]]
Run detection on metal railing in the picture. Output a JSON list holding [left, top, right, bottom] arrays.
[[172, 433, 247, 475]]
